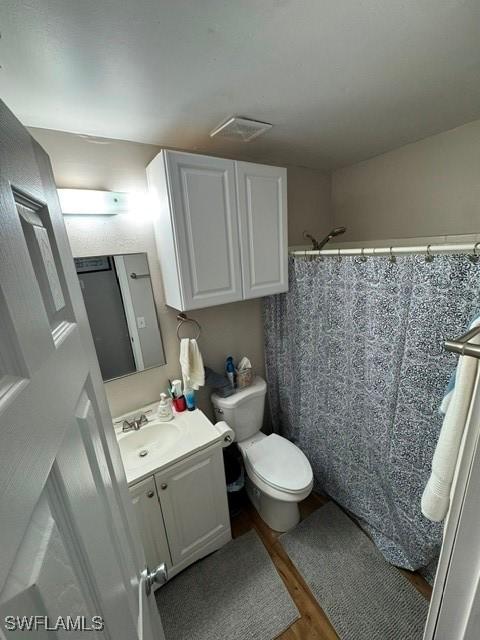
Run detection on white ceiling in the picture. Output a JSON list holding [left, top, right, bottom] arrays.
[[1, 0, 480, 170]]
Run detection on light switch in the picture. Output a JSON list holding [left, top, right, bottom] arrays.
[[137, 316, 146, 329]]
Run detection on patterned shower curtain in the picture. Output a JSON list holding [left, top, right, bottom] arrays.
[[264, 254, 480, 571]]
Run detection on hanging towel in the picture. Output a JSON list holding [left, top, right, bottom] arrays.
[[421, 318, 480, 522], [179, 338, 205, 390]]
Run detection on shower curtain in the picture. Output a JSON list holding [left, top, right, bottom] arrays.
[[264, 254, 480, 571]]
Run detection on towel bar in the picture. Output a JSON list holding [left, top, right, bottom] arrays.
[[445, 325, 480, 359]]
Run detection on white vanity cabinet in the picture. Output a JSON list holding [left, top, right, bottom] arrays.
[[128, 444, 231, 579], [154, 446, 231, 572], [129, 476, 172, 571], [147, 150, 288, 311]]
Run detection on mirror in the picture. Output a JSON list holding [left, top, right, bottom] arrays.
[[74, 253, 166, 381]]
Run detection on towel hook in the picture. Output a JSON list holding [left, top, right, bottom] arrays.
[[468, 241, 480, 263], [176, 313, 201, 341], [389, 246, 397, 264], [425, 244, 434, 263]]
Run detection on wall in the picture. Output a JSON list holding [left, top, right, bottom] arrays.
[[331, 119, 480, 242], [29, 127, 331, 418], [287, 166, 332, 245]]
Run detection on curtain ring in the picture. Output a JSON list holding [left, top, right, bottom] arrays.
[[425, 244, 434, 262], [389, 246, 397, 264], [337, 248, 342, 262], [468, 241, 480, 263], [360, 247, 367, 262]]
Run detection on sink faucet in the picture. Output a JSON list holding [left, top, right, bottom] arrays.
[[122, 413, 149, 432]]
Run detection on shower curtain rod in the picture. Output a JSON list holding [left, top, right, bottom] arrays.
[[289, 241, 480, 257]]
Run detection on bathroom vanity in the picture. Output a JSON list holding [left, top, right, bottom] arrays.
[[115, 405, 233, 579]]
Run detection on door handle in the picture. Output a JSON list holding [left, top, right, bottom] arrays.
[[144, 562, 168, 596]]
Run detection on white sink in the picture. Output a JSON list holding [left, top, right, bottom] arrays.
[[114, 406, 234, 485], [118, 420, 183, 464]]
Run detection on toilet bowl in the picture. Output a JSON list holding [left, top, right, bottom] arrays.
[[211, 377, 313, 532]]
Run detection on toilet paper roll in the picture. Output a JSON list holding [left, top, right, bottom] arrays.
[[214, 420, 235, 447]]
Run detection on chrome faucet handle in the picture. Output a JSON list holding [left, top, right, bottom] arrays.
[[135, 414, 149, 429], [122, 419, 135, 432]]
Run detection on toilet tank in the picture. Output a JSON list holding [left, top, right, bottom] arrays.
[[211, 377, 267, 442]]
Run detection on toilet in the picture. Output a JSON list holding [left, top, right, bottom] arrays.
[[211, 376, 313, 532]]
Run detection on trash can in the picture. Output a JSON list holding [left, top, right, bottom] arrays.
[[223, 445, 246, 518]]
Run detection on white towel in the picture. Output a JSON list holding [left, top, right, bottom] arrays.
[[421, 320, 480, 522], [179, 338, 205, 390]]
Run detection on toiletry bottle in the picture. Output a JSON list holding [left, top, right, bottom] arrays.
[[225, 356, 236, 389], [173, 395, 187, 412], [184, 387, 196, 411], [157, 393, 174, 422], [171, 379, 182, 398]]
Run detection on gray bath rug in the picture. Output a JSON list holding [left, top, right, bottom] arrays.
[[156, 529, 299, 640], [280, 502, 429, 640]]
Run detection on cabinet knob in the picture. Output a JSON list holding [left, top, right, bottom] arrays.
[[147, 490, 155, 498], [161, 483, 168, 490]]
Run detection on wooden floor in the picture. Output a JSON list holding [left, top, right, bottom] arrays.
[[230, 493, 432, 640]]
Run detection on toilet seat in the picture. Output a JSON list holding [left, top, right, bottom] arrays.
[[244, 434, 313, 494]]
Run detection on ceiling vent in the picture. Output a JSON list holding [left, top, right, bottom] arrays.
[[209, 116, 272, 142]]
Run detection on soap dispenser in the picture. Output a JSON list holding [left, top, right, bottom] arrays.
[[157, 393, 173, 422]]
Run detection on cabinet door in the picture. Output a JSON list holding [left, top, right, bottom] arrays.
[[154, 447, 231, 568], [165, 151, 243, 310], [130, 477, 172, 572], [236, 161, 288, 298]]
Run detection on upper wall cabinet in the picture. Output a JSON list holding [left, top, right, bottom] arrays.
[[236, 161, 288, 299], [147, 150, 288, 311]]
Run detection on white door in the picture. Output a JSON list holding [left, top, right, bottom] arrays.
[[154, 447, 230, 571], [236, 161, 288, 298], [130, 478, 172, 573], [165, 151, 243, 310], [0, 101, 165, 639]]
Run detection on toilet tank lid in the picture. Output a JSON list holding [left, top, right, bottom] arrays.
[[211, 376, 266, 409]]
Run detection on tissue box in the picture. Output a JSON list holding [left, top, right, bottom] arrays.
[[237, 367, 253, 389]]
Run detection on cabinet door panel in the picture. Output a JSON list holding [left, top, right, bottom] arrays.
[[236, 162, 288, 298], [166, 152, 243, 310], [130, 477, 172, 572], [154, 448, 230, 567]]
